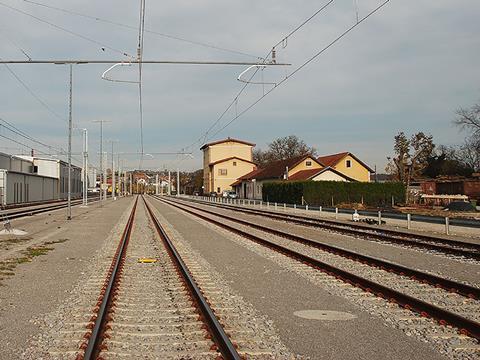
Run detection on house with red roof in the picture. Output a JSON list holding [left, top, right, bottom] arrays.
[[231, 151, 373, 199], [317, 152, 373, 182]]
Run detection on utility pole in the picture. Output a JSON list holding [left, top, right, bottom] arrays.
[[168, 171, 171, 195], [93, 120, 110, 201], [67, 64, 73, 220], [82, 128, 88, 206], [117, 154, 121, 197], [108, 140, 118, 200], [129, 172, 133, 195], [177, 168, 180, 196], [155, 174, 159, 195]]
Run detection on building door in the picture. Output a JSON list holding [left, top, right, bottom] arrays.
[[243, 183, 247, 199]]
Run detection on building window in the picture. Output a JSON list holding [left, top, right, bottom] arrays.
[[346, 160, 352, 168], [306, 161, 312, 167], [217, 187, 220, 193], [233, 161, 237, 166], [218, 168, 227, 176]]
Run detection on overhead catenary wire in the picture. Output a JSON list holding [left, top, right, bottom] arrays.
[[21, 0, 262, 59], [0, 28, 32, 60], [1, 60, 66, 123], [208, 0, 391, 140], [0, 2, 134, 58], [0, 120, 84, 165], [0, 117, 65, 154], [179, 0, 336, 154]]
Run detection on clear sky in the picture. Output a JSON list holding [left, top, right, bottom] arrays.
[[0, 0, 479, 172]]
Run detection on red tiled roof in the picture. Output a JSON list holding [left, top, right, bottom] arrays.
[[239, 155, 321, 181], [231, 168, 263, 186], [288, 167, 357, 182], [288, 168, 324, 181], [317, 152, 349, 167], [208, 156, 256, 167], [317, 152, 374, 172], [200, 137, 256, 150]]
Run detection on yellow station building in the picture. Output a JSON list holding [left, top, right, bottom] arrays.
[[201, 138, 256, 194]]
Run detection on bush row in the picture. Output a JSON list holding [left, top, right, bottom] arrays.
[[262, 181, 405, 207]]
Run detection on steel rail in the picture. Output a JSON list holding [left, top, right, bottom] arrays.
[[180, 197, 480, 259], [142, 196, 241, 360], [82, 196, 138, 360], [154, 196, 480, 341], [1, 197, 103, 220], [156, 196, 480, 299]]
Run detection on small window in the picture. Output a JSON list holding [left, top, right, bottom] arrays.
[[233, 161, 237, 166], [217, 187, 220, 193], [346, 160, 352, 168], [218, 169, 227, 176], [306, 161, 312, 167]]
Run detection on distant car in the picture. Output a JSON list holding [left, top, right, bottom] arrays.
[[209, 191, 217, 197], [223, 190, 237, 199]]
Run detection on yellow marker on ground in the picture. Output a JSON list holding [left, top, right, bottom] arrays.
[[138, 258, 157, 263]]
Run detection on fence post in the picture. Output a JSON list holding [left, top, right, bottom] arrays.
[[335, 207, 338, 219], [319, 206, 322, 213], [378, 211, 382, 225], [267, 201, 270, 208], [306, 204, 308, 211], [294, 204, 297, 211], [284, 203, 286, 211], [275, 202, 277, 210], [407, 213, 411, 230], [445, 217, 450, 235]]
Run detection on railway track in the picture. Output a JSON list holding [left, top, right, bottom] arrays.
[[78, 196, 240, 359], [154, 195, 480, 343], [1, 197, 102, 221], [176, 196, 480, 260]]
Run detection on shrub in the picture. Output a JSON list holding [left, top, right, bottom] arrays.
[[262, 181, 405, 207]]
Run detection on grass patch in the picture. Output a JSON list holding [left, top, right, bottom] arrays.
[[0, 238, 69, 285]]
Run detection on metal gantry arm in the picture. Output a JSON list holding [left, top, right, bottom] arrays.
[[101, 62, 139, 83]]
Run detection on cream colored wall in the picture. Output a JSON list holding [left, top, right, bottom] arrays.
[[288, 156, 322, 176], [312, 171, 348, 182], [202, 140, 254, 193], [208, 142, 253, 163], [212, 159, 255, 193], [332, 155, 370, 182]]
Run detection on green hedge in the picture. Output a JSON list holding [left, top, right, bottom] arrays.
[[262, 181, 405, 207]]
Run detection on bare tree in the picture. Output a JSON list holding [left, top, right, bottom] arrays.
[[385, 132, 410, 183], [253, 135, 316, 168], [386, 132, 434, 203], [458, 137, 480, 171], [455, 101, 480, 140]]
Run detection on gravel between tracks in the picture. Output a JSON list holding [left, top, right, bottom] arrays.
[[146, 198, 299, 359], [21, 200, 136, 359], [176, 198, 480, 287], [166, 200, 480, 360]]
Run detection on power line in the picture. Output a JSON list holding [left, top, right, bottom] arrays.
[[179, 0, 336, 153], [208, 0, 391, 140], [22, 0, 261, 59], [137, 0, 146, 160], [0, 2, 134, 58], [0, 118, 84, 165], [1, 61, 66, 122], [0, 117, 64, 154]]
